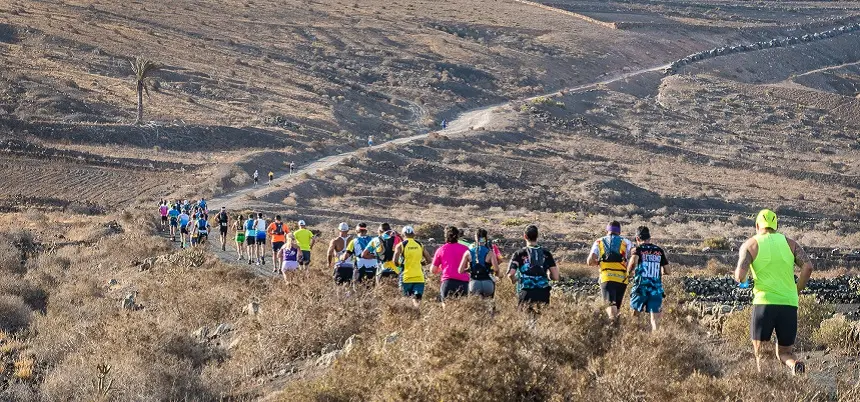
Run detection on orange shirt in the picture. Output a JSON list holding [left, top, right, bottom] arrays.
[[267, 222, 288, 243]]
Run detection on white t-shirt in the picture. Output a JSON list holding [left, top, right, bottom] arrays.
[[255, 219, 267, 232], [589, 236, 634, 258]]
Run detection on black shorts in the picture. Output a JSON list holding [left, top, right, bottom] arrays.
[[219, 225, 228, 235], [181, 227, 189, 235], [440, 279, 469, 300], [751, 304, 798, 346], [334, 265, 354, 285], [246, 236, 256, 245], [519, 287, 551, 305], [600, 281, 627, 309], [355, 267, 376, 283], [161, 216, 168, 223], [272, 241, 284, 252], [198, 233, 208, 242]]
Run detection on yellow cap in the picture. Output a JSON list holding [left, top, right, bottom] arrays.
[[756, 209, 778, 230]]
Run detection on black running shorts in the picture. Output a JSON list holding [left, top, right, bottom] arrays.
[[219, 225, 228, 235], [272, 241, 284, 252], [334, 265, 354, 285], [246, 236, 256, 245], [751, 304, 798, 346], [440, 279, 468, 300], [600, 281, 627, 309], [519, 287, 551, 305]]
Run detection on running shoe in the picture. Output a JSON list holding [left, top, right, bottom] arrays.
[[792, 361, 805, 376]]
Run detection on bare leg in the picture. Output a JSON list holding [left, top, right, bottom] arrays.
[[606, 305, 618, 321], [650, 312, 661, 332], [752, 340, 766, 373], [777, 344, 802, 374]]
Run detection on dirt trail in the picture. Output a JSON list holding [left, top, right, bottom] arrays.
[[208, 62, 671, 210]]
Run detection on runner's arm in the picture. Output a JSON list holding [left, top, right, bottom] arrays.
[[457, 251, 470, 274], [626, 253, 639, 278], [586, 241, 600, 266], [392, 243, 404, 269], [326, 239, 337, 266], [548, 265, 560, 282], [788, 238, 813, 293], [488, 251, 500, 277], [734, 238, 755, 283], [422, 248, 432, 266]]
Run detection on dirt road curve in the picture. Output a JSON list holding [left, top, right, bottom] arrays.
[[208, 62, 671, 209]]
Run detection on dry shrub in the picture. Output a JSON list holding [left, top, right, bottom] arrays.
[[812, 315, 855, 351], [414, 222, 444, 240], [721, 307, 752, 348], [284, 295, 612, 401], [702, 237, 730, 250], [0, 243, 23, 274], [0, 295, 31, 333], [705, 258, 730, 275]]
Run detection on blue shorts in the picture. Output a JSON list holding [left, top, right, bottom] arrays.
[[630, 290, 663, 313], [400, 282, 425, 300], [256, 233, 266, 242]]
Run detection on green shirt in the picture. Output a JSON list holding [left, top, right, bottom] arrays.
[[750, 232, 798, 307], [294, 229, 314, 251]]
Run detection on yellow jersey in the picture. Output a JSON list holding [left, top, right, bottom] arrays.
[[401, 238, 425, 284], [294, 229, 314, 251]]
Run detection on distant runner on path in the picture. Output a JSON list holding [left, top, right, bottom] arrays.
[[253, 170, 259, 186], [508, 225, 558, 309], [289, 161, 296, 176], [167, 205, 180, 242], [233, 214, 247, 261], [159, 201, 169, 232], [293, 220, 316, 269], [345, 223, 377, 285], [267, 215, 288, 273], [367, 135, 374, 147], [178, 209, 191, 248], [392, 226, 431, 308], [216, 207, 229, 251], [268, 171, 274, 185], [735, 209, 813, 376], [626, 226, 670, 332], [254, 213, 268, 265], [431, 226, 470, 305], [587, 220, 633, 322], [244, 215, 258, 265], [328, 222, 353, 285]]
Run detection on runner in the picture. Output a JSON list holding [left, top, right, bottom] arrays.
[[508, 225, 559, 307], [289, 161, 296, 176], [234, 214, 246, 261], [195, 212, 210, 246], [254, 213, 267, 265], [268, 171, 274, 185], [253, 170, 260, 186], [167, 205, 180, 242], [159, 201, 169, 232], [189, 213, 199, 247], [327, 223, 353, 285], [199, 198, 208, 214], [458, 228, 499, 298], [344, 223, 376, 284], [626, 226, 670, 332], [267, 215, 288, 273], [734, 209, 813, 375], [278, 233, 303, 282], [216, 207, 229, 251], [293, 220, 316, 269], [178, 208, 191, 248], [367, 135, 374, 147], [244, 215, 258, 265], [587, 220, 634, 322], [392, 226, 431, 308], [361, 223, 401, 285], [431, 226, 471, 304]]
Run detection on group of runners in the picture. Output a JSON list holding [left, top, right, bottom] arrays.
[[157, 202, 813, 376]]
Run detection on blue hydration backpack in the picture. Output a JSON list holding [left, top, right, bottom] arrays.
[[517, 247, 549, 291], [470, 244, 493, 280]]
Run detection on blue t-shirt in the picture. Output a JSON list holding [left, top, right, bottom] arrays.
[[630, 243, 669, 296]]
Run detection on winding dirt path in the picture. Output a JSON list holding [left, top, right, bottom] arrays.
[[208, 62, 671, 209]]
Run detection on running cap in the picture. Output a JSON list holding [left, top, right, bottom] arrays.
[[221, 206, 226, 210], [607, 221, 621, 234], [356, 222, 367, 231], [636, 226, 651, 241], [756, 209, 778, 230], [403, 225, 415, 235], [338, 222, 349, 231], [298, 220, 306, 226]]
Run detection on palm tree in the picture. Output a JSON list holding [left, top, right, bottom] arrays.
[[130, 57, 161, 124]]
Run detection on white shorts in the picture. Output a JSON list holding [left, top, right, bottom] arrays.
[[282, 261, 299, 273]]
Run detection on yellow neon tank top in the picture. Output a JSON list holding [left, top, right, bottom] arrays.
[[750, 232, 798, 307], [401, 239, 425, 284]]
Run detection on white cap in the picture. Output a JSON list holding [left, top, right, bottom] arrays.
[[298, 220, 306, 226], [403, 225, 415, 234], [338, 222, 349, 231]]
